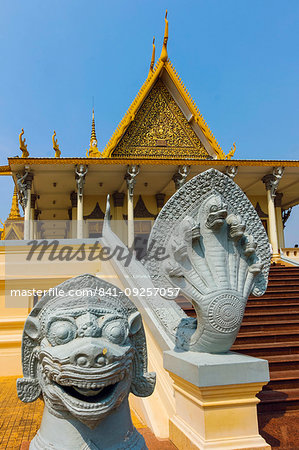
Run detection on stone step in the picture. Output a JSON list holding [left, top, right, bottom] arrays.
[[257, 388, 299, 413], [266, 279, 299, 286], [246, 298, 299, 306], [263, 285, 299, 293], [250, 291, 299, 299], [235, 329, 299, 345], [239, 319, 299, 332], [243, 307, 299, 317], [267, 355, 299, 372], [231, 341, 299, 357], [269, 267, 299, 273], [263, 371, 299, 391]]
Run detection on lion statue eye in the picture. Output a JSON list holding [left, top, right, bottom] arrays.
[[48, 320, 76, 346], [102, 320, 127, 345]]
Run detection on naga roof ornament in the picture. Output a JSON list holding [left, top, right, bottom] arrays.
[[52, 130, 61, 158], [19, 128, 29, 158]]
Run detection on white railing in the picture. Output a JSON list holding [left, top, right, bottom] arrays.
[[281, 248, 299, 265]]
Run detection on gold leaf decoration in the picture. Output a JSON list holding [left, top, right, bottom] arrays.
[[112, 80, 209, 159]]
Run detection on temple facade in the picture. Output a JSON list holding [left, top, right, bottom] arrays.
[[1, 13, 299, 449], [0, 15, 298, 262]]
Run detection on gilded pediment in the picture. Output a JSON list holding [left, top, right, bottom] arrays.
[[111, 80, 210, 159]]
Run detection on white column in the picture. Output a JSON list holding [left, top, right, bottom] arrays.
[[30, 194, 36, 240], [75, 165, 88, 239], [33, 209, 40, 239], [112, 192, 125, 241], [266, 188, 279, 257], [127, 192, 134, 248], [125, 165, 139, 248], [275, 192, 285, 249], [77, 194, 83, 239], [262, 168, 284, 261], [24, 174, 33, 240], [70, 191, 77, 238]]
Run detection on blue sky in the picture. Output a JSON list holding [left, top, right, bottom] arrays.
[[0, 0, 298, 245]]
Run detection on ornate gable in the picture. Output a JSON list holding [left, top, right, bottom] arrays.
[[111, 80, 209, 159], [102, 13, 234, 160]]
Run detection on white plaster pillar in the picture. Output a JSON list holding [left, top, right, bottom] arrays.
[[275, 192, 285, 249], [23, 173, 33, 240], [125, 165, 139, 248], [262, 167, 284, 260], [77, 194, 83, 239], [30, 194, 37, 240], [33, 209, 40, 239], [75, 165, 88, 239], [112, 192, 125, 241]]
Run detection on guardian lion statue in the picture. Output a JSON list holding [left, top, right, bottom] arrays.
[[17, 274, 156, 449]]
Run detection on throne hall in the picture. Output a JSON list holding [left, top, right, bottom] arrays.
[[0, 12, 299, 449]]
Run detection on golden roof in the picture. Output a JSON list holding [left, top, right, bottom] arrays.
[[103, 13, 232, 160]]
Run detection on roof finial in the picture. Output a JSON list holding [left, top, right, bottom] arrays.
[[52, 130, 61, 158], [86, 108, 101, 157], [19, 128, 29, 158], [91, 108, 97, 142], [160, 10, 168, 62], [149, 37, 156, 75], [226, 142, 236, 160]]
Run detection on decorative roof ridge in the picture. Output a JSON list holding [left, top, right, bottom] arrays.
[[102, 58, 165, 157], [103, 54, 231, 159]]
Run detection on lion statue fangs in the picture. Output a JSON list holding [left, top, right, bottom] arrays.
[[17, 274, 155, 450]]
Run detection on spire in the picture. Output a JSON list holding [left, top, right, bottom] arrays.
[[160, 10, 168, 62], [86, 108, 101, 157], [8, 186, 21, 220], [91, 108, 97, 142], [149, 37, 156, 75]]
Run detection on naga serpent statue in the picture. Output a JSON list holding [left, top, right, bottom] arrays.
[[146, 168, 271, 353], [17, 274, 156, 449]]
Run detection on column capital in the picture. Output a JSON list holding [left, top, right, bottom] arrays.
[[26, 172, 34, 189], [225, 165, 238, 179], [113, 192, 125, 207], [155, 193, 165, 209], [75, 165, 88, 198], [262, 166, 284, 198], [125, 165, 140, 197], [172, 165, 190, 190], [16, 171, 33, 208]]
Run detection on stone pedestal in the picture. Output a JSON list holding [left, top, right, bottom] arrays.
[[164, 350, 270, 450]]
